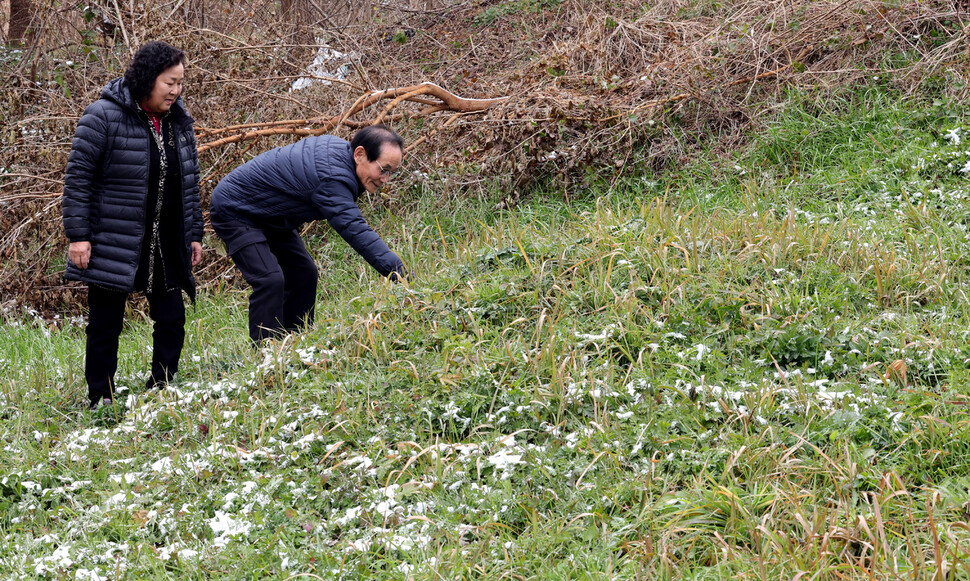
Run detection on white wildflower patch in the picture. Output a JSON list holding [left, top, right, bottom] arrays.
[[693, 343, 711, 361], [74, 569, 107, 581], [209, 511, 254, 548], [575, 324, 617, 345], [564, 378, 620, 403], [51, 427, 114, 462], [345, 455, 376, 475], [334, 505, 362, 527], [157, 543, 198, 562], [295, 344, 336, 366], [487, 449, 524, 479]]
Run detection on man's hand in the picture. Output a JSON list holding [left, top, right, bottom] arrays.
[[69, 241, 91, 269], [191, 241, 203, 266]]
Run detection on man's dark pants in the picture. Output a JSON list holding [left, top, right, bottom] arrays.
[[211, 217, 318, 342], [86, 284, 185, 406]]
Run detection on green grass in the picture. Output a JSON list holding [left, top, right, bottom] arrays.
[[2, 87, 970, 579]]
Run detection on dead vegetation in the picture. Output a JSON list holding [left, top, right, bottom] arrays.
[[1, 0, 967, 315]]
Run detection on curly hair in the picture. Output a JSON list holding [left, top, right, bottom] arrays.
[[124, 41, 187, 103], [350, 125, 404, 161]]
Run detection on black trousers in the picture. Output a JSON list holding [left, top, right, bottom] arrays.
[[85, 284, 185, 405], [212, 220, 318, 342]]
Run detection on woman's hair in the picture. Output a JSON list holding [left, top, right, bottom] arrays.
[[124, 41, 186, 103], [351, 125, 404, 161]]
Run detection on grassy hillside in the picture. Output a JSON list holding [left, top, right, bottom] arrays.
[[2, 86, 970, 579]]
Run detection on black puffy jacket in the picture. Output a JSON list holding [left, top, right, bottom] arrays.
[[63, 77, 203, 296], [210, 135, 407, 279]]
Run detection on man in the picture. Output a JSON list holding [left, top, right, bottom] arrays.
[[210, 124, 409, 343]]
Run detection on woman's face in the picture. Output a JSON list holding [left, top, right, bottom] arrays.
[[141, 63, 184, 114], [354, 143, 403, 193]]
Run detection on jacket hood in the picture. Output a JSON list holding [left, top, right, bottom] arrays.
[[100, 76, 192, 123]]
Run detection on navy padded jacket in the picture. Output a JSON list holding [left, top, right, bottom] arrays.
[[209, 135, 406, 279], [63, 77, 203, 296]]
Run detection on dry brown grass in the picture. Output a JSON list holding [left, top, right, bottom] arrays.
[[0, 0, 967, 314]]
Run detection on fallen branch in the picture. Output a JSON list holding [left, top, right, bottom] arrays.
[[197, 82, 510, 153]]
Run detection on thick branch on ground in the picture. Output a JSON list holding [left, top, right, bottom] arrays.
[[197, 83, 510, 153]]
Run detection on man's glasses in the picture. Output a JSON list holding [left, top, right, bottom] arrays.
[[376, 161, 401, 177]]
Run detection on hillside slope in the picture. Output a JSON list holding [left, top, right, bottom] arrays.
[[2, 86, 970, 578]]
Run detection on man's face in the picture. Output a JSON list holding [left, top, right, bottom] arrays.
[[354, 143, 403, 193]]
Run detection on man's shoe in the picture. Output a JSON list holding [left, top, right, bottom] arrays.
[[89, 397, 113, 410]]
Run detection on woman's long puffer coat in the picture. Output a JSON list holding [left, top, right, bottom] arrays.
[[63, 77, 203, 297]]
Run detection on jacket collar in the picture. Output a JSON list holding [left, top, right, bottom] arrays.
[[348, 147, 364, 201], [354, 175, 364, 201]]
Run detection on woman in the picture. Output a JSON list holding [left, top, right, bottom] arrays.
[[63, 41, 203, 409]]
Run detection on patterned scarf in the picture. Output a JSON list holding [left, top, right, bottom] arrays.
[[143, 108, 170, 293]]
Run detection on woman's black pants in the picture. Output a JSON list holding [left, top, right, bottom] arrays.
[[85, 284, 185, 405]]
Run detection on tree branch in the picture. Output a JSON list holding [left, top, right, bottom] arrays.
[[197, 82, 510, 153]]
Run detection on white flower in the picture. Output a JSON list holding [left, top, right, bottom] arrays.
[[334, 506, 361, 526], [694, 344, 710, 361], [75, 569, 107, 581], [374, 500, 399, 518], [487, 450, 523, 470], [209, 511, 253, 547]]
